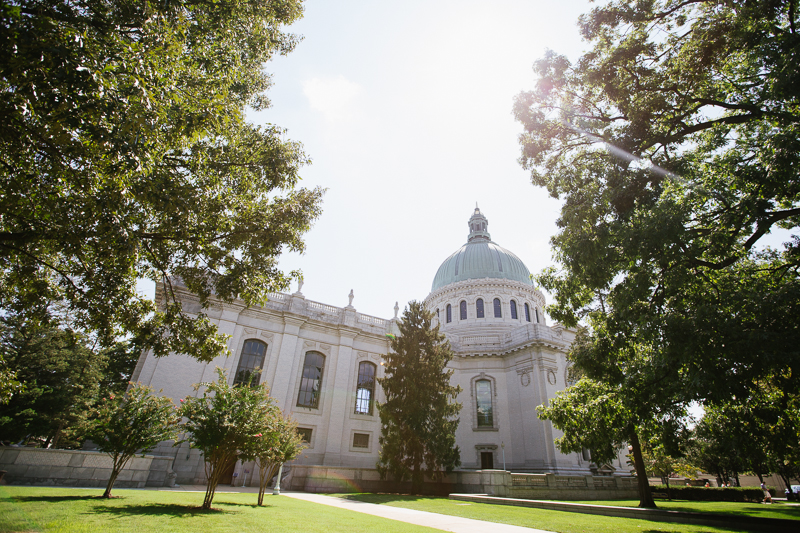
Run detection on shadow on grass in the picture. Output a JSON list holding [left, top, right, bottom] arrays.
[[336, 493, 438, 505], [87, 502, 259, 518], [656, 503, 800, 520], [12, 495, 101, 503]]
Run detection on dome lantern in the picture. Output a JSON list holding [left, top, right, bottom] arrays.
[[468, 204, 491, 242]]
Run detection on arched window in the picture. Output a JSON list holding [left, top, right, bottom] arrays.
[[510, 300, 518, 320], [436, 308, 440, 320], [476, 298, 484, 318], [493, 298, 502, 318], [446, 304, 452, 323], [524, 303, 531, 322], [297, 351, 325, 408], [233, 340, 267, 387], [354, 361, 376, 415], [535, 308, 540, 323], [459, 300, 467, 320], [476, 380, 493, 427]]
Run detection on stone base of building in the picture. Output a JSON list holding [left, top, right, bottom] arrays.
[[283, 465, 638, 500], [0, 447, 176, 488]]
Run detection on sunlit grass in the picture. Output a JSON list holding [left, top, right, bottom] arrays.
[[333, 493, 800, 533], [0, 486, 439, 533]]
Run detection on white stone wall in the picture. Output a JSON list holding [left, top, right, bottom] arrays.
[[134, 278, 609, 485]]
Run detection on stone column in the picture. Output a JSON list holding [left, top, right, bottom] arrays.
[[271, 316, 307, 410], [320, 329, 358, 466]]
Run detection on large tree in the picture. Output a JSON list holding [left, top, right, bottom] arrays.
[[0, 0, 323, 362], [514, 0, 799, 489], [377, 301, 461, 495]]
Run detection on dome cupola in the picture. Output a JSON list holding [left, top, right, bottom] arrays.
[[431, 207, 533, 291]]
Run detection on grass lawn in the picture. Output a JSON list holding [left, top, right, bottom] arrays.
[[334, 493, 799, 533], [0, 486, 440, 533], [568, 499, 800, 521]]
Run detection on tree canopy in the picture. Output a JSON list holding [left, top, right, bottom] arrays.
[[516, 0, 799, 506], [377, 301, 461, 495], [0, 0, 323, 362]]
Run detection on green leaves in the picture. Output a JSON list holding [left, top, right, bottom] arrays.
[[0, 1, 323, 360]]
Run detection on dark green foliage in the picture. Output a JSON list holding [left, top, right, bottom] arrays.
[[377, 301, 462, 495], [651, 485, 768, 503], [0, 312, 105, 447], [0, 0, 323, 362], [85, 384, 179, 498], [517, 0, 800, 507], [97, 340, 139, 398]]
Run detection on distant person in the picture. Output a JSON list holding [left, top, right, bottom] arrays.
[[761, 482, 772, 504]]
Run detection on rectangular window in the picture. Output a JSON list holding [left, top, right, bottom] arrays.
[[297, 428, 313, 443], [352, 433, 370, 448]]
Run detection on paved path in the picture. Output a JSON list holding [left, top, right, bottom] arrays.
[[283, 491, 554, 533]]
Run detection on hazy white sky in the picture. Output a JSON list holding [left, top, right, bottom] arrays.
[[240, 0, 596, 319]]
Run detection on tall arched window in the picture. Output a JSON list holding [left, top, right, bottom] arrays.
[[510, 300, 518, 320], [493, 298, 502, 318], [297, 351, 325, 408], [476, 298, 484, 318], [476, 380, 493, 427], [446, 304, 452, 323], [535, 308, 540, 323], [354, 361, 376, 415], [459, 300, 467, 320], [524, 303, 531, 322], [233, 340, 267, 386]]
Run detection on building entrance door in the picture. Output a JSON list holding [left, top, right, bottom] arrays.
[[480, 451, 493, 469]]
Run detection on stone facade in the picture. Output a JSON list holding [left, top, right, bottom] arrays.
[[0, 447, 175, 488], [131, 208, 630, 488]]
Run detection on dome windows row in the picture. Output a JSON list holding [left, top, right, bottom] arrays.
[[436, 298, 541, 324]]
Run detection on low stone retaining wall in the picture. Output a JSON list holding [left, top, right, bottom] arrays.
[[285, 465, 638, 500], [0, 447, 176, 488]]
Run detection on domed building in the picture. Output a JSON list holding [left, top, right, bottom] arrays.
[[424, 207, 582, 473], [132, 207, 621, 490]]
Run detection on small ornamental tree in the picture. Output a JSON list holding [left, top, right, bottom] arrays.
[[180, 368, 277, 510], [86, 384, 179, 498], [251, 413, 304, 506], [377, 301, 462, 495]]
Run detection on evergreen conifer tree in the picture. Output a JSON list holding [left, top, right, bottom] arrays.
[[377, 301, 461, 495]]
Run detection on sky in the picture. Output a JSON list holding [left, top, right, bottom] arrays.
[[238, 0, 596, 319]]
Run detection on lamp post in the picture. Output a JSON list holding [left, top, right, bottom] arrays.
[[272, 463, 284, 495], [501, 441, 506, 471]]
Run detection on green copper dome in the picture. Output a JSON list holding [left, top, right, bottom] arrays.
[[431, 207, 533, 291]]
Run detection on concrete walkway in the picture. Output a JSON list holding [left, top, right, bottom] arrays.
[[153, 485, 553, 532], [283, 491, 554, 533]]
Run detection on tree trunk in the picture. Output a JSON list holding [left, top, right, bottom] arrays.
[[665, 476, 671, 500], [411, 461, 423, 495], [102, 454, 128, 498], [629, 431, 656, 508], [203, 456, 227, 510]]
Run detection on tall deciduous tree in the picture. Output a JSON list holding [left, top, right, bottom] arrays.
[[86, 384, 179, 498], [0, 0, 323, 362], [180, 368, 277, 510], [515, 0, 799, 505], [377, 301, 461, 495]]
